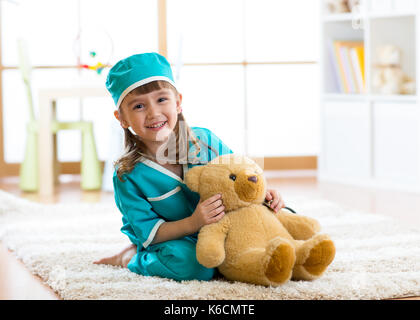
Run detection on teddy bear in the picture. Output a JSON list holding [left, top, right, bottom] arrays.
[[372, 45, 416, 95], [326, 0, 349, 13], [185, 154, 336, 286], [326, 0, 360, 14]]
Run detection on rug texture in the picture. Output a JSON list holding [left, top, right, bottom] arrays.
[[0, 190, 419, 300]]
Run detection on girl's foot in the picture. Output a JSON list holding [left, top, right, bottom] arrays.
[[94, 244, 137, 268]]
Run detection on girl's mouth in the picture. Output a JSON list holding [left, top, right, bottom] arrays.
[[146, 121, 167, 131]]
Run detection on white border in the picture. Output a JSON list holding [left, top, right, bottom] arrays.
[[147, 186, 182, 201], [142, 219, 165, 248], [140, 156, 184, 183], [116, 76, 177, 108]]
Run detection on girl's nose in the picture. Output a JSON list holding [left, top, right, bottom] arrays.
[[147, 104, 160, 117]]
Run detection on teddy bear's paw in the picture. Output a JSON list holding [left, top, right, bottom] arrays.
[[197, 252, 225, 269], [302, 237, 335, 277], [265, 241, 296, 284]]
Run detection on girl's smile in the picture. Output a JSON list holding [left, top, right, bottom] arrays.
[[146, 120, 168, 130], [114, 86, 183, 157]]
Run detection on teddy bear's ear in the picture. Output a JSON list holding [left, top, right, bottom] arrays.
[[185, 165, 205, 192]]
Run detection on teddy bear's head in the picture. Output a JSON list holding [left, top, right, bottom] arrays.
[[326, 0, 350, 13], [376, 45, 402, 66], [185, 154, 267, 212]]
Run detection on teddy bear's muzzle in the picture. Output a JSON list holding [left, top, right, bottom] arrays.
[[235, 173, 265, 203]]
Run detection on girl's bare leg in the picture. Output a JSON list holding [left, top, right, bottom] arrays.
[[94, 244, 137, 268]]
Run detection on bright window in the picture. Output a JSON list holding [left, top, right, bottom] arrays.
[[167, 0, 245, 64], [246, 64, 320, 157], [1, 0, 158, 163], [245, 0, 320, 62], [179, 65, 246, 155], [1, 0, 320, 164], [167, 0, 320, 157]]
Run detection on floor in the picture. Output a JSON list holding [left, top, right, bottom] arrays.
[[0, 173, 419, 300]]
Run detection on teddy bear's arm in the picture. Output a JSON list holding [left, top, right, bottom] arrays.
[[275, 210, 321, 240], [196, 216, 230, 268]]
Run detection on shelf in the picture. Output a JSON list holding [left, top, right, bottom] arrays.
[[323, 13, 359, 22], [323, 93, 418, 102], [369, 12, 416, 19], [323, 93, 368, 101], [323, 12, 416, 23], [369, 94, 417, 102]]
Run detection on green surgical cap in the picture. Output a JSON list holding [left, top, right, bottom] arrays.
[[105, 52, 176, 108]]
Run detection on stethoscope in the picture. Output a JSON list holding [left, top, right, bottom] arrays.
[[263, 199, 297, 214]]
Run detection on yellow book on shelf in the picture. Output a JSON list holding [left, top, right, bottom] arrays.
[[350, 47, 364, 93], [334, 40, 364, 93], [345, 46, 359, 93], [354, 46, 365, 87]]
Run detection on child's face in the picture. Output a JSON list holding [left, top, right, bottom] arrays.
[[115, 87, 182, 144]]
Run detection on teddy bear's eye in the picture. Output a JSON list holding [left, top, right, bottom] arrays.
[[229, 174, 237, 181]]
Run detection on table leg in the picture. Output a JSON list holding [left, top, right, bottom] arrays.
[[38, 93, 54, 196], [52, 100, 60, 185]]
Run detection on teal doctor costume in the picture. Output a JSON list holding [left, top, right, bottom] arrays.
[[106, 53, 233, 281]]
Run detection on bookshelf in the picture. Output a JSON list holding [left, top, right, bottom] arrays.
[[319, 0, 420, 193]]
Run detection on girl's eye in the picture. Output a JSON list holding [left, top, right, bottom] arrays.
[[229, 174, 236, 181], [158, 97, 167, 103], [133, 104, 144, 110]]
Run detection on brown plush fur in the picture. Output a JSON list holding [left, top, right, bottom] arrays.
[[185, 154, 335, 286]]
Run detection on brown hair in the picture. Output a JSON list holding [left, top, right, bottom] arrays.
[[114, 80, 216, 181]]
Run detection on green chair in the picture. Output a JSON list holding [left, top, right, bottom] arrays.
[[18, 38, 102, 192]]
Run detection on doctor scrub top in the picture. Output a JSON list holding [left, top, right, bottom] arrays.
[[113, 127, 234, 249]]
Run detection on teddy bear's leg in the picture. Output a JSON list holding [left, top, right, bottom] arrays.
[[291, 234, 335, 281], [219, 237, 296, 286], [264, 237, 296, 285], [275, 210, 320, 240]]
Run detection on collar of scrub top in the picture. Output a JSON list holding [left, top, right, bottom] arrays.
[[138, 146, 206, 185], [139, 156, 187, 185]]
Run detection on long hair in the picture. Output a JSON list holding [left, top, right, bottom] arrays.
[[114, 80, 217, 181]]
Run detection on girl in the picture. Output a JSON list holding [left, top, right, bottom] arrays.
[[94, 52, 285, 281]]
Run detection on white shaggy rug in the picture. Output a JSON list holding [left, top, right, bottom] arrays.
[[0, 190, 419, 300]]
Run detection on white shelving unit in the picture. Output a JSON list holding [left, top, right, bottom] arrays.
[[319, 0, 420, 193]]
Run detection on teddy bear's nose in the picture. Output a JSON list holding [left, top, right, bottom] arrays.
[[248, 175, 258, 183]]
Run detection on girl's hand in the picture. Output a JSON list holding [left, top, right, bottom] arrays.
[[265, 189, 285, 213], [189, 193, 225, 232]]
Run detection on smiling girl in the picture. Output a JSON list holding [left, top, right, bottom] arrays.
[[94, 52, 285, 281]]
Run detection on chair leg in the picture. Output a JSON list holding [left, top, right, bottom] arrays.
[[80, 124, 102, 190], [53, 133, 60, 185], [19, 130, 38, 192], [51, 101, 60, 185]]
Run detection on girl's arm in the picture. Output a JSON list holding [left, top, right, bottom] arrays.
[[150, 193, 225, 245], [150, 217, 196, 245]]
